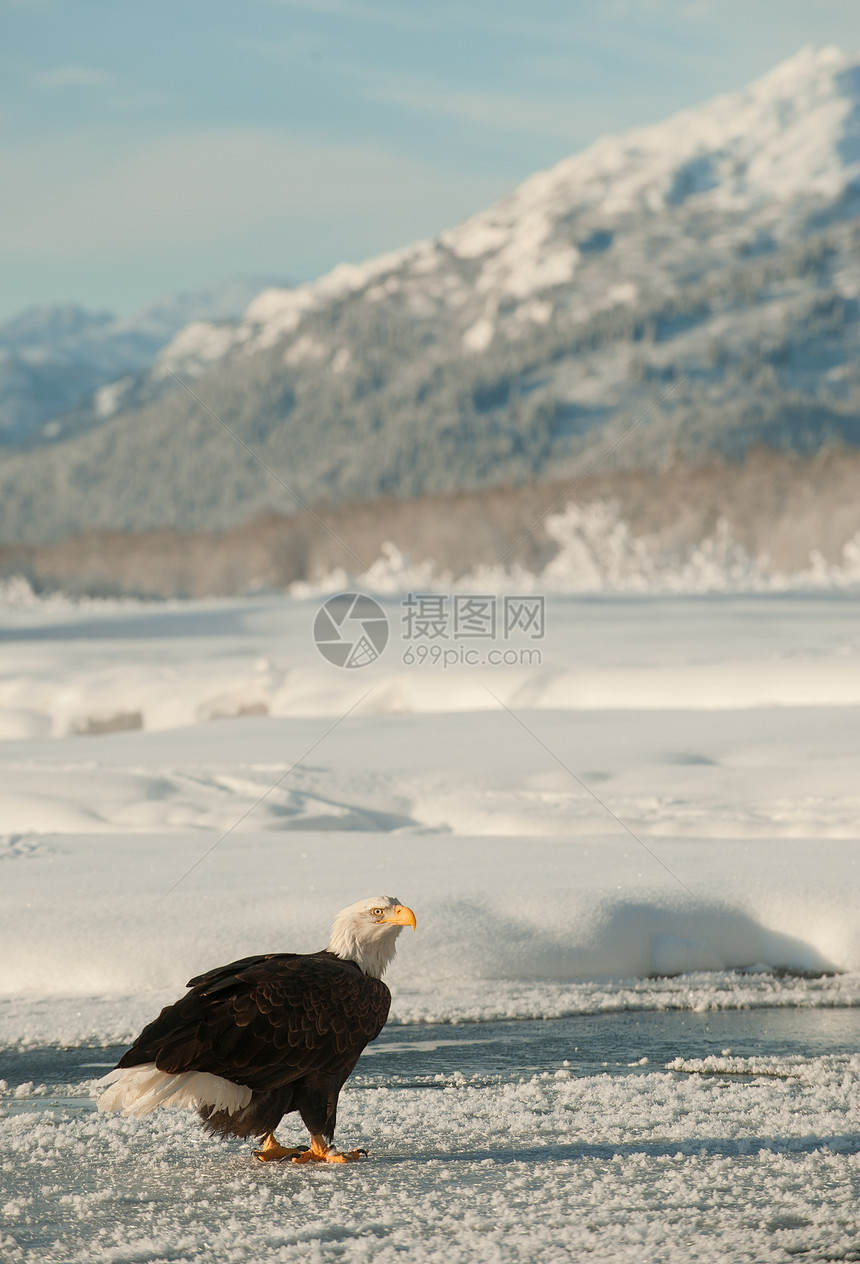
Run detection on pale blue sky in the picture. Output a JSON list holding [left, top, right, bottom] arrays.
[[2, 0, 859, 321]]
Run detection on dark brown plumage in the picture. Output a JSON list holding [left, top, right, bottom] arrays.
[[117, 951, 390, 1141], [97, 896, 416, 1163]]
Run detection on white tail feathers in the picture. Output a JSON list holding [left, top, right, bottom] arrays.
[[95, 1063, 252, 1117]]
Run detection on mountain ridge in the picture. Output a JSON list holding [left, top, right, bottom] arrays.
[[0, 276, 283, 447], [1, 45, 858, 544]]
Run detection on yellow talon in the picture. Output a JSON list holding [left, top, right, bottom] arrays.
[[291, 1134, 368, 1164], [253, 1132, 306, 1163]]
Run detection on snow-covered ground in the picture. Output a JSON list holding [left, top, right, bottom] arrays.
[[4, 1011, 860, 1264], [1, 588, 859, 1260]]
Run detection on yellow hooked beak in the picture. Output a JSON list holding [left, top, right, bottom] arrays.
[[384, 905, 417, 931]]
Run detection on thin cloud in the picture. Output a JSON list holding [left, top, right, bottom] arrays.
[[267, 0, 430, 30], [0, 125, 504, 260], [364, 74, 586, 140], [35, 66, 115, 89]]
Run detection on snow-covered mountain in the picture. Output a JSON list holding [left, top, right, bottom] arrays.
[[0, 277, 282, 446], [1, 46, 859, 542], [152, 44, 860, 369]]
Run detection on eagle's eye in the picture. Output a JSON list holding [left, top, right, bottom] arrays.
[[370, 907, 384, 917]]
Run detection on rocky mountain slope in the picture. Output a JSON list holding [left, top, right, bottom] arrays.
[[1, 45, 858, 543]]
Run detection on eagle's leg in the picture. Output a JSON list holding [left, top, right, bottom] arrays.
[[291, 1133, 368, 1164], [253, 1132, 307, 1162]]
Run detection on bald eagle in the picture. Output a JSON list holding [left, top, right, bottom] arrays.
[[96, 896, 416, 1164]]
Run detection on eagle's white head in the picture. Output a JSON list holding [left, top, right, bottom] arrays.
[[327, 895, 417, 979]]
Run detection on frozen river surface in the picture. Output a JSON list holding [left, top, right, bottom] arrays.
[[3, 1007, 860, 1263]]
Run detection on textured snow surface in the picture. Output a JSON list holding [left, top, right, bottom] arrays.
[[3, 1013, 860, 1262], [0, 590, 859, 1030], [2, 590, 859, 1258]]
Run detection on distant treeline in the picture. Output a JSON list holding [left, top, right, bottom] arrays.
[[2, 447, 858, 598]]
